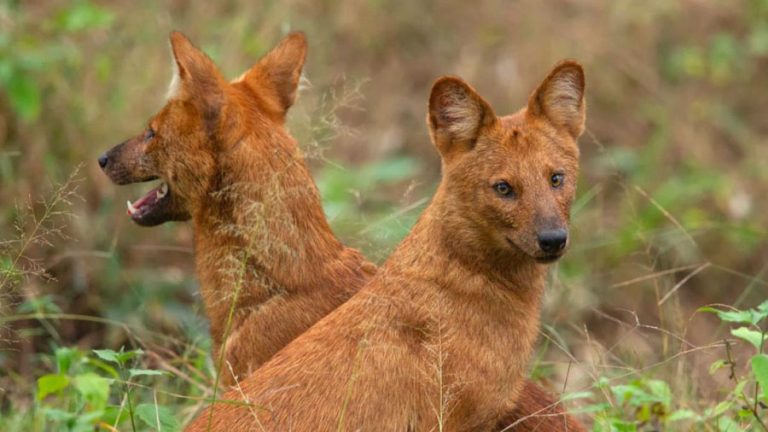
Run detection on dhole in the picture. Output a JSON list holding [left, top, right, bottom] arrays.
[[185, 60, 586, 431], [99, 32, 374, 385]]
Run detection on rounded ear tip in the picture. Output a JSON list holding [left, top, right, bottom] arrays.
[[431, 75, 467, 90], [553, 60, 585, 79], [283, 31, 308, 49], [287, 31, 307, 41], [430, 76, 470, 101]]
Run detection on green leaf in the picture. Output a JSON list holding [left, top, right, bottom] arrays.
[[717, 415, 744, 432], [135, 403, 180, 432], [667, 409, 697, 422], [129, 368, 166, 378], [717, 309, 755, 325], [93, 347, 143, 366], [751, 354, 768, 402], [709, 359, 727, 375], [92, 348, 120, 364], [756, 300, 768, 323], [55, 347, 82, 374], [701, 302, 768, 326], [41, 407, 76, 423], [73, 373, 110, 410], [709, 400, 733, 418], [37, 373, 70, 400], [646, 379, 672, 407], [731, 327, 764, 350]]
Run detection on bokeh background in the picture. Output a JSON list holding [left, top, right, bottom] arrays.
[[1, 1, 767, 430]]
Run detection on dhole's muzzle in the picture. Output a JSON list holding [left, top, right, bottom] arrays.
[[99, 137, 190, 227]]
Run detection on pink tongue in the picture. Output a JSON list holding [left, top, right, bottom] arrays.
[[127, 186, 160, 216]]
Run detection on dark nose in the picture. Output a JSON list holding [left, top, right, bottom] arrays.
[[537, 229, 568, 254], [98, 153, 108, 169]]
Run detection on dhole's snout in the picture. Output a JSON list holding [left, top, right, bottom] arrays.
[[536, 228, 568, 256], [98, 140, 157, 185], [98, 138, 190, 226]]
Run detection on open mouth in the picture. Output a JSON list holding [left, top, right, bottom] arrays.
[[126, 180, 170, 224]]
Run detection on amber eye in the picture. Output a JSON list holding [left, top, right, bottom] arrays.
[[145, 128, 156, 140], [493, 181, 513, 197], [551, 173, 565, 188]]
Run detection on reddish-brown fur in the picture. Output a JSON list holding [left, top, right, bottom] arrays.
[[100, 32, 584, 431], [100, 32, 375, 386], [183, 58, 587, 431]]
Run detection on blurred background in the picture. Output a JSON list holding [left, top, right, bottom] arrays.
[[1, 0, 767, 430]]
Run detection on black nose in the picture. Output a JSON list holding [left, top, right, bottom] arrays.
[[537, 229, 568, 254], [98, 153, 108, 169]]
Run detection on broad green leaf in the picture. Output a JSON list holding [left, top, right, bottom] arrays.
[[135, 403, 181, 432], [73, 373, 110, 410], [716, 309, 754, 324], [37, 373, 70, 400], [92, 348, 119, 364], [751, 354, 768, 402], [731, 327, 764, 350], [54, 347, 82, 374], [646, 379, 672, 407]]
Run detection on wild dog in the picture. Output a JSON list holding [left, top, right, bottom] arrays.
[[185, 60, 586, 431], [99, 32, 375, 386]]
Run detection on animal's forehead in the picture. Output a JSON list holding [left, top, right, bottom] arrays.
[[473, 115, 578, 172]]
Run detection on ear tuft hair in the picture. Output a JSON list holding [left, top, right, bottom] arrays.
[[239, 31, 308, 115], [428, 77, 496, 158]]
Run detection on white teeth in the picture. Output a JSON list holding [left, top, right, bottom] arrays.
[[157, 182, 168, 199], [127, 200, 138, 215]]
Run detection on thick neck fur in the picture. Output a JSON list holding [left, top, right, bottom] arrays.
[[388, 183, 546, 297], [189, 111, 359, 351]]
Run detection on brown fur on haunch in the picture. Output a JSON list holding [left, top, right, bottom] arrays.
[[186, 61, 586, 431]]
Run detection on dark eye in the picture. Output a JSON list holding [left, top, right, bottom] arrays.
[[550, 173, 565, 188], [145, 128, 156, 140], [493, 181, 513, 197]]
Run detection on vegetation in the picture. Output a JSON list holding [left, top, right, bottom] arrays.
[[1, 0, 766, 430]]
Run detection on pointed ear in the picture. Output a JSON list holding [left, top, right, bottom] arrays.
[[239, 32, 307, 114], [528, 60, 586, 138], [428, 77, 497, 159], [168, 31, 226, 110]]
